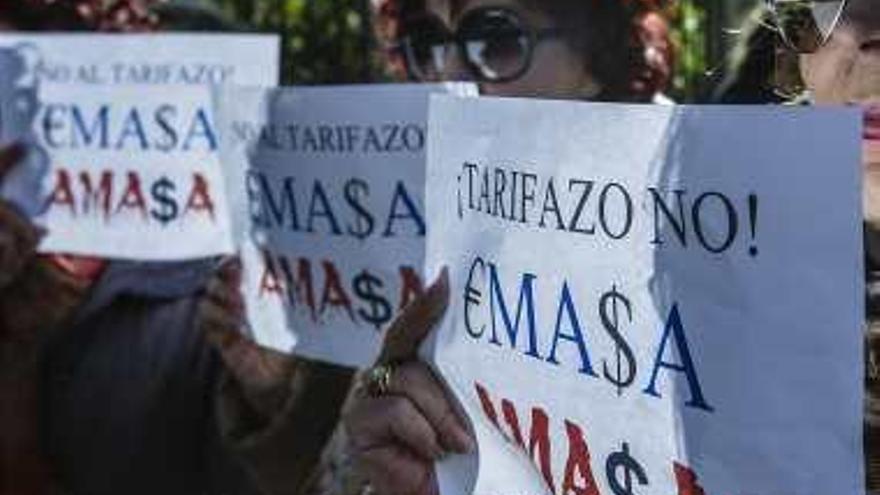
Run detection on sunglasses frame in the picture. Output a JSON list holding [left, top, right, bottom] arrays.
[[393, 6, 564, 84], [765, 0, 849, 53]]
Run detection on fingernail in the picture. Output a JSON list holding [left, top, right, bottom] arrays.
[[451, 427, 475, 454], [428, 266, 449, 294]]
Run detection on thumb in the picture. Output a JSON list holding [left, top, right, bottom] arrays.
[[377, 267, 449, 365]]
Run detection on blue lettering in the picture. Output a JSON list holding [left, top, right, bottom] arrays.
[[546, 281, 597, 376], [489, 265, 541, 359], [643, 304, 713, 412]]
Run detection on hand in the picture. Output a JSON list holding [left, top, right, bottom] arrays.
[[0, 143, 44, 290], [344, 268, 475, 495], [197, 257, 298, 419]]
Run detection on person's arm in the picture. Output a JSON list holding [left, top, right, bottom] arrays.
[[342, 269, 474, 495], [0, 143, 92, 495], [196, 259, 355, 495]]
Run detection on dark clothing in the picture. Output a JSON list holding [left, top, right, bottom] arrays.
[[866, 230, 880, 491], [39, 260, 259, 495]]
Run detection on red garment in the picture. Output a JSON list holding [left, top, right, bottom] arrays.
[[44, 255, 106, 284]]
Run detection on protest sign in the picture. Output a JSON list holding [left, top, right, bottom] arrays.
[[35, 84, 233, 259], [0, 33, 279, 258], [424, 96, 865, 495], [0, 34, 278, 87], [216, 84, 475, 367]]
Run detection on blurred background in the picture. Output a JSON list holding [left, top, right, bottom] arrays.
[[166, 0, 768, 102]]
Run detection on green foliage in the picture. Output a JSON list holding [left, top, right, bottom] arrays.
[[197, 0, 375, 84], [666, 0, 710, 101]]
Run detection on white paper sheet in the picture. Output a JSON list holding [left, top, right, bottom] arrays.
[[216, 83, 476, 367], [0, 33, 278, 258], [424, 96, 865, 495]]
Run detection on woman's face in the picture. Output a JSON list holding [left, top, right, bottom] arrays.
[[799, 0, 880, 226], [422, 0, 601, 99]]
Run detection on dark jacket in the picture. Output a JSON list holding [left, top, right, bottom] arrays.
[[38, 260, 261, 495]]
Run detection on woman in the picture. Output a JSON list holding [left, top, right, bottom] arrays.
[[0, 2, 353, 495], [342, 1, 672, 494], [349, 0, 880, 493], [773, 0, 880, 490], [766, 0, 880, 489]]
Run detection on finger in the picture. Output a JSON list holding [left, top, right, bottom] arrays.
[[359, 445, 435, 495], [347, 395, 444, 462], [0, 143, 26, 183], [217, 256, 243, 285], [198, 297, 294, 392], [197, 298, 243, 348], [0, 202, 42, 250], [378, 267, 449, 364], [204, 272, 244, 313], [388, 362, 474, 454]]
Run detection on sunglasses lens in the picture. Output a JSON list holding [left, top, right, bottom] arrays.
[[401, 18, 450, 81], [774, 0, 846, 53], [459, 9, 530, 82]]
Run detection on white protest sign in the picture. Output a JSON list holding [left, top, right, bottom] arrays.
[[424, 96, 865, 495], [35, 84, 232, 259], [0, 34, 279, 257], [216, 84, 476, 367], [0, 34, 278, 87]]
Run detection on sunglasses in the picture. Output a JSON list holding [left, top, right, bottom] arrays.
[[394, 7, 565, 83], [766, 0, 848, 53]]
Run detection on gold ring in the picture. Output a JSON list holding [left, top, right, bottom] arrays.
[[362, 363, 395, 397]]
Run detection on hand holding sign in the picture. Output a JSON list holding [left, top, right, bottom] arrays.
[[197, 258, 300, 419], [0, 143, 43, 290], [343, 268, 474, 495]]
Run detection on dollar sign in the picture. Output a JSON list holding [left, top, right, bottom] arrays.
[[600, 285, 637, 396], [345, 178, 374, 240], [353, 270, 392, 330], [605, 442, 649, 495], [150, 176, 178, 226]]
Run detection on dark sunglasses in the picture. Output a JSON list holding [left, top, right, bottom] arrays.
[[394, 7, 565, 83], [766, 0, 848, 53]]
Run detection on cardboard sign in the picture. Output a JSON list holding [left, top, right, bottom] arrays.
[[424, 96, 865, 495], [216, 84, 475, 367]]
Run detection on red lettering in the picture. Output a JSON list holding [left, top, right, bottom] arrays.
[[528, 408, 554, 493], [259, 250, 285, 297], [561, 421, 600, 495], [115, 172, 147, 218], [279, 255, 317, 322], [79, 170, 113, 220], [475, 382, 501, 427], [673, 462, 706, 495], [472, 382, 556, 493], [258, 249, 318, 322], [319, 260, 355, 321], [184, 172, 215, 220], [45, 169, 76, 216]]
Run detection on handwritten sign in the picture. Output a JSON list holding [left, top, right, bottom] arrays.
[[424, 96, 865, 494], [0, 34, 278, 258], [216, 84, 475, 367]]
